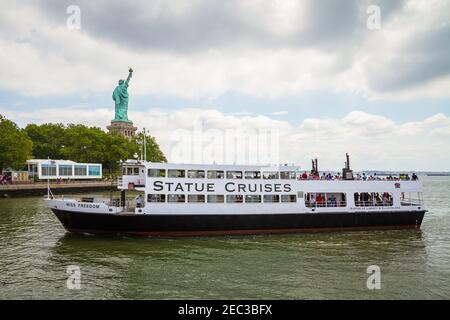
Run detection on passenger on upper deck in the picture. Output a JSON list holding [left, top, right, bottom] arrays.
[[412, 173, 418, 181]]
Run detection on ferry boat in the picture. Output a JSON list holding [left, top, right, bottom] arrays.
[[44, 155, 426, 236]]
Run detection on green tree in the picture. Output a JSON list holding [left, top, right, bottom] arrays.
[[134, 131, 167, 163], [60, 124, 109, 164], [0, 115, 33, 170], [22, 120, 168, 176], [24, 123, 65, 159], [103, 132, 138, 174]]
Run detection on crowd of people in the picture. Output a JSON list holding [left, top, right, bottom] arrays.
[[305, 192, 347, 208], [297, 171, 419, 181]]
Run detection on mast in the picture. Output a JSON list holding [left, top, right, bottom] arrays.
[[143, 127, 147, 161]]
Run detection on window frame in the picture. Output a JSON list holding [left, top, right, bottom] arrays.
[[168, 169, 186, 178], [263, 171, 280, 180], [148, 169, 166, 178], [226, 171, 243, 179], [187, 170, 205, 179], [226, 194, 244, 203], [207, 170, 224, 179], [147, 194, 166, 203]]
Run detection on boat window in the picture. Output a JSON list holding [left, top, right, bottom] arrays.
[[305, 193, 347, 207], [354, 192, 392, 207], [188, 195, 205, 203], [263, 195, 280, 203], [280, 171, 297, 180], [207, 170, 224, 179], [245, 195, 261, 203], [58, 165, 73, 176], [187, 170, 205, 179], [125, 167, 139, 176], [147, 194, 166, 203], [168, 194, 186, 203], [74, 165, 87, 176], [245, 171, 261, 179], [263, 171, 279, 179], [207, 195, 224, 203], [226, 195, 244, 203], [41, 164, 57, 176], [168, 169, 185, 178], [148, 169, 166, 178], [226, 171, 243, 179], [281, 194, 297, 202]]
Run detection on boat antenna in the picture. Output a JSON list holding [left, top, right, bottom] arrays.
[[143, 127, 147, 162]]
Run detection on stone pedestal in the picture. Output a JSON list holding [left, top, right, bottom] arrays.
[[107, 121, 137, 139]]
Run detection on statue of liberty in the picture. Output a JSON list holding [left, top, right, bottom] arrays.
[[112, 67, 133, 123]]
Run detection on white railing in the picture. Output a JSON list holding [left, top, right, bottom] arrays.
[[354, 201, 393, 207], [305, 201, 347, 208]]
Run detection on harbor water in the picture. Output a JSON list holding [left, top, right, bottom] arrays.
[[0, 176, 449, 299]]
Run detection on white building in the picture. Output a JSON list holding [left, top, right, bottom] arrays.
[[26, 159, 102, 180]]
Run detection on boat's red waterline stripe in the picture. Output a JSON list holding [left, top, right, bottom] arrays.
[[66, 224, 421, 237]]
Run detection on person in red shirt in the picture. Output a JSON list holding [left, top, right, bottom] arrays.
[[316, 193, 324, 207]]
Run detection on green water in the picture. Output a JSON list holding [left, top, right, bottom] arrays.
[[0, 176, 449, 299]]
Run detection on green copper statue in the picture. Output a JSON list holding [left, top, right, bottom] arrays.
[[112, 67, 133, 123]]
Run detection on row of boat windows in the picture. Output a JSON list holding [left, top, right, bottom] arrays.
[[147, 194, 298, 203], [304, 192, 394, 207], [305, 192, 347, 208], [147, 169, 297, 180], [147, 191, 409, 207]]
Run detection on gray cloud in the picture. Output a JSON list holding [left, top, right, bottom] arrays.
[[37, 0, 404, 52], [368, 25, 450, 92], [2, 0, 450, 98]]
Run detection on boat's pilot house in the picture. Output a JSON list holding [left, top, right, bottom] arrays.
[[119, 162, 146, 189]]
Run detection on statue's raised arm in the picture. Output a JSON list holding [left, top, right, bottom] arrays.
[[126, 67, 133, 84]]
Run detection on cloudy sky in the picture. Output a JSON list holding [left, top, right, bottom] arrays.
[[1, 0, 449, 171]]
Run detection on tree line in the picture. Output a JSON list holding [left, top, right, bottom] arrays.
[[0, 114, 166, 175]]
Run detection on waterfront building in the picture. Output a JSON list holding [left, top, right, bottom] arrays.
[[26, 159, 102, 180]]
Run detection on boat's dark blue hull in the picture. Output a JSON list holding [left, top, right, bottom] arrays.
[[51, 208, 426, 236]]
